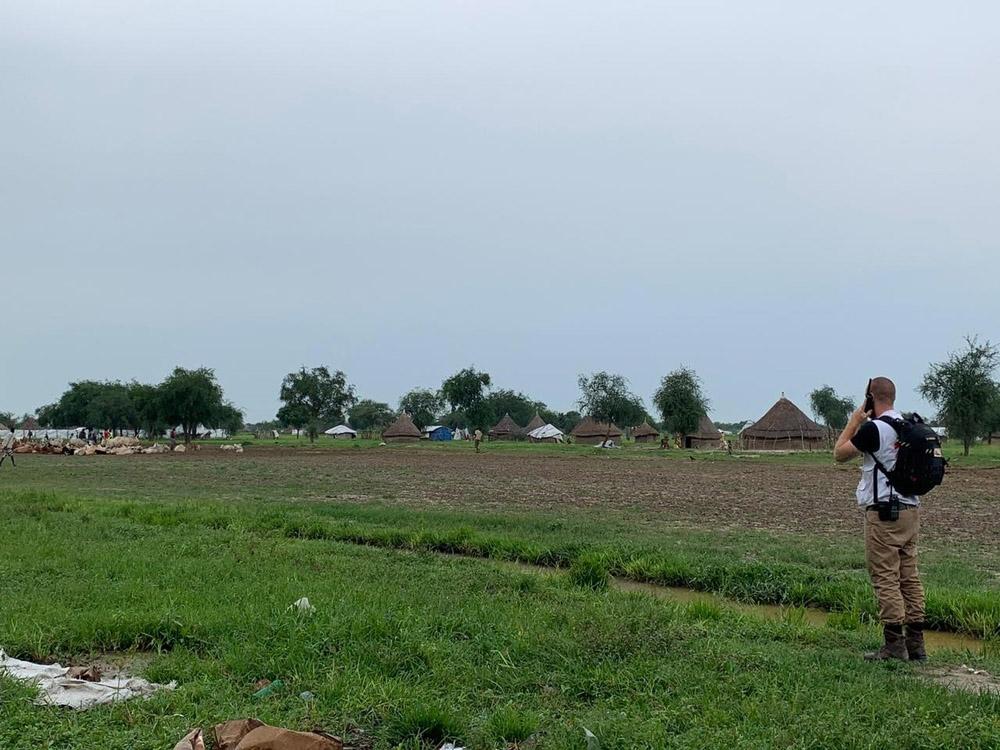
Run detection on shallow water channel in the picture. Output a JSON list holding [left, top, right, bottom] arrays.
[[505, 561, 984, 654]]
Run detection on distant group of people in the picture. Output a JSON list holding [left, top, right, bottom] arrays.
[[75, 428, 117, 444]]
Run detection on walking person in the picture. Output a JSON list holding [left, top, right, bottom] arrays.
[[473, 428, 483, 454], [834, 377, 926, 662]]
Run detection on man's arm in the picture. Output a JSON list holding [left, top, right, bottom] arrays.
[[834, 405, 870, 463]]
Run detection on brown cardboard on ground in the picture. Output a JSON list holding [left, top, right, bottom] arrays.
[[172, 728, 205, 750]]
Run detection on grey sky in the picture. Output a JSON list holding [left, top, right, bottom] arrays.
[[3, 1, 998, 422]]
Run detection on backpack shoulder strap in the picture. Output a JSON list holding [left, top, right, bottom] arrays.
[[877, 415, 904, 433]]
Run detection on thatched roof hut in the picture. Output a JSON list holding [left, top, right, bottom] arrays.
[[571, 417, 623, 445], [489, 413, 522, 440], [741, 395, 825, 450], [683, 414, 722, 449], [382, 413, 422, 442], [631, 421, 659, 443], [524, 414, 546, 435]]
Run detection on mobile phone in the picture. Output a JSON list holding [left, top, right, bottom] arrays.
[[863, 379, 874, 415]]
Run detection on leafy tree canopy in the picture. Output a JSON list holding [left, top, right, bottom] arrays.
[[653, 367, 709, 436], [441, 367, 491, 413], [483, 389, 546, 430], [577, 371, 645, 434], [276, 366, 355, 442], [349, 400, 395, 432], [809, 385, 854, 431], [160, 367, 229, 443], [920, 336, 999, 456], [398, 388, 444, 430], [984, 391, 1000, 444]]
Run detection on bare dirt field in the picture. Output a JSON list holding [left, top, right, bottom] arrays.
[[15, 446, 1000, 546]]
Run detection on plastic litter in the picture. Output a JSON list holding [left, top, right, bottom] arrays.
[[0, 649, 175, 709], [299, 690, 315, 701], [289, 597, 316, 614], [252, 678, 284, 699]]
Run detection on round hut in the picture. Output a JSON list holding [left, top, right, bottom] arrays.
[[489, 413, 523, 441], [523, 413, 546, 436], [683, 415, 722, 449], [571, 417, 623, 446], [740, 395, 825, 450], [631, 421, 660, 443], [382, 413, 422, 443]]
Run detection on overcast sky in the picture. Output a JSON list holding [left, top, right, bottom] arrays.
[[3, 1, 998, 422]]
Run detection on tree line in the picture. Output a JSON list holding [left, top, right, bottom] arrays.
[[12, 368, 244, 443], [7, 336, 998, 452], [254, 336, 1000, 451], [270, 364, 713, 442]]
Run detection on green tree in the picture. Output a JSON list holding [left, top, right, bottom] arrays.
[[398, 388, 443, 430], [128, 382, 166, 438], [159, 367, 230, 444], [37, 380, 104, 427], [276, 366, 355, 442], [213, 403, 245, 436], [441, 367, 492, 429], [653, 367, 709, 437], [348, 400, 395, 432], [919, 336, 999, 456], [542, 409, 581, 434], [809, 385, 854, 432], [0, 412, 15, 430], [90, 381, 136, 435], [577, 371, 644, 442], [984, 391, 1000, 445], [482, 389, 545, 429]]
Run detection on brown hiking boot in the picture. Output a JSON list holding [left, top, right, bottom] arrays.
[[864, 623, 909, 661], [905, 622, 928, 662]]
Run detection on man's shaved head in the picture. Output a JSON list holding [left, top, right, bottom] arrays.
[[870, 377, 896, 405]]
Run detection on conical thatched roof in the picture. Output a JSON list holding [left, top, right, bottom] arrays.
[[490, 413, 522, 436], [631, 421, 659, 438], [524, 414, 546, 433], [571, 416, 623, 438], [688, 414, 721, 440], [742, 396, 824, 439], [21, 416, 40, 430], [383, 412, 422, 438]]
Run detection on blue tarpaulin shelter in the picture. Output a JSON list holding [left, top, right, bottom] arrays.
[[425, 425, 453, 441]]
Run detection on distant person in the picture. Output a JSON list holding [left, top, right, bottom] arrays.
[[473, 428, 483, 453], [834, 377, 925, 662]]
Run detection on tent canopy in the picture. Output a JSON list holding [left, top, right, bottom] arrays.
[[324, 424, 357, 436], [528, 424, 564, 441]]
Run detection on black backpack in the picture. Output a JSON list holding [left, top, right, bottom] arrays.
[[871, 413, 947, 498]]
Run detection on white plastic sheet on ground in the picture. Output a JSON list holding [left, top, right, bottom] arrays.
[[0, 650, 176, 709]]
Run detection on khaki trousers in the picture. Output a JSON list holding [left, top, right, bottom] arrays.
[[864, 506, 925, 625]]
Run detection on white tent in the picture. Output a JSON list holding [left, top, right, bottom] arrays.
[[527, 424, 564, 442], [324, 424, 357, 438]]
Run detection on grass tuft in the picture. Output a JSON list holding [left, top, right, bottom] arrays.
[[569, 555, 609, 591]]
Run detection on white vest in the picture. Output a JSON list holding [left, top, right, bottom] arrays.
[[855, 409, 919, 508]]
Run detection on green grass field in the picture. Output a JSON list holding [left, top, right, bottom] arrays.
[[2, 445, 999, 748]]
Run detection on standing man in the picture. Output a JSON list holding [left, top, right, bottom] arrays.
[[473, 428, 483, 454], [834, 377, 926, 662]]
